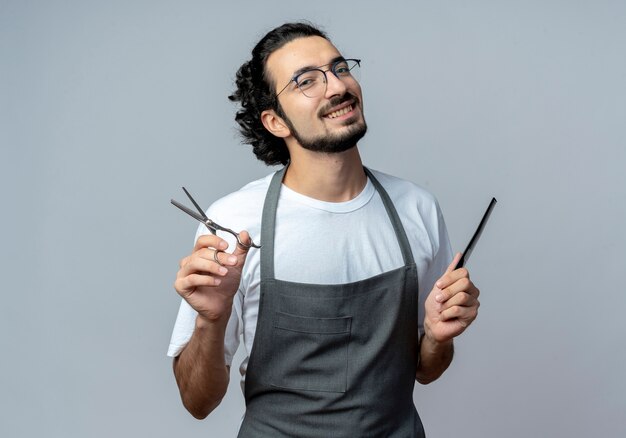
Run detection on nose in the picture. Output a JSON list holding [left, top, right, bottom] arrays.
[[324, 70, 348, 98]]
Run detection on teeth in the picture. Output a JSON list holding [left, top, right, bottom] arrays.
[[326, 105, 353, 119]]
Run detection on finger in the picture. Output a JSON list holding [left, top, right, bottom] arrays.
[[192, 247, 239, 268], [446, 278, 479, 300], [194, 233, 229, 252], [175, 273, 223, 294], [446, 252, 462, 274], [213, 248, 239, 267], [437, 277, 472, 303], [436, 265, 470, 291], [439, 303, 479, 326], [439, 291, 478, 312], [434, 253, 463, 290], [178, 255, 230, 278], [179, 255, 190, 269], [436, 278, 479, 303], [212, 248, 238, 268], [231, 230, 252, 260]]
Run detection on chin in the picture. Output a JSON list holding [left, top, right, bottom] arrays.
[[298, 122, 368, 154]]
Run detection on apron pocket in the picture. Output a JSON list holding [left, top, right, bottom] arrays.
[[270, 312, 352, 393]]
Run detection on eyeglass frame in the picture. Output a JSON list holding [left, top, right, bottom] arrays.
[[274, 57, 361, 99]]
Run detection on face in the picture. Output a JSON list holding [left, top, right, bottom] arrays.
[[266, 36, 367, 154]]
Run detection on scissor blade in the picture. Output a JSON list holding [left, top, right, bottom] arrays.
[[171, 199, 207, 224], [182, 187, 209, 220]]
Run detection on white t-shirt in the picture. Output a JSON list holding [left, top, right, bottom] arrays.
[[168, 168, 452, 385]]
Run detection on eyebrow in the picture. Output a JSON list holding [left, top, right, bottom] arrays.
[[290, 56, 346, 79]]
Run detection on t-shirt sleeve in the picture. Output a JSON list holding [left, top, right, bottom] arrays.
[[167, 298, 198, 357], [417, 198, 453, 338]]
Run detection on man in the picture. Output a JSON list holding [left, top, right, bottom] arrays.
[[168, 22, 480, 437]]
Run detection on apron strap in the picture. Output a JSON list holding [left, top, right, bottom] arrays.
[[260, 166, 287, 282], [363, 168, 415, 266]]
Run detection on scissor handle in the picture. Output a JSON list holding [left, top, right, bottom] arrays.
[[215, 224, 261, 249]]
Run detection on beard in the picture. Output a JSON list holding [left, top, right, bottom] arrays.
[[278, 95, 368, 154]]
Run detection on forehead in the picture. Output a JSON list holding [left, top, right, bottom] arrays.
[[266, 36, 342, 85]]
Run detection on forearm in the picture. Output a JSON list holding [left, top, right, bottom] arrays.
[[415, 335, 454, 384], [173, 312, 231, 419]]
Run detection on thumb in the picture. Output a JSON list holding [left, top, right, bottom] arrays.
[[231, 230, 253, 260], [434, 252, 462, 291], [445, 252, 463, 274]]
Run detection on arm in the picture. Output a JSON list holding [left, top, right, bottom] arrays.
[[416, 253, 480, 384], [415, 336, 454, 385], [172, 232, 251, 418], [173, 313, 231, 419]]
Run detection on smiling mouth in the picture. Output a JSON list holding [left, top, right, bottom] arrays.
[[324, 104, 354, 119]]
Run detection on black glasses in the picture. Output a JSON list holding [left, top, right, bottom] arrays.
[[275, 58, 361, 99]]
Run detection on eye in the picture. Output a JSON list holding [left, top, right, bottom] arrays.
[[334, 62, 351, 75], [296, 71, 323, 90], [298, 78, 315, 87]]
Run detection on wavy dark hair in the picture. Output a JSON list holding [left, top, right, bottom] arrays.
[[228, 22, 328, 166]]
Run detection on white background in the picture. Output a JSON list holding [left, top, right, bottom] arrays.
[[2, 1, 625, 436]]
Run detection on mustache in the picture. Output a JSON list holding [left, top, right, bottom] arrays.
[[318, 93, 358, 117]]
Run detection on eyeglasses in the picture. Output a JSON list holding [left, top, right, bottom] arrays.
[[275, 58, 361, 99]]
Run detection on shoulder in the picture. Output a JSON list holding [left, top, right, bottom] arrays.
[[367, 168, 440, 212], [207, 172, 275, 216]]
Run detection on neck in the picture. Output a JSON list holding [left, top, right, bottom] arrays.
[[283, 147, 367, 202]]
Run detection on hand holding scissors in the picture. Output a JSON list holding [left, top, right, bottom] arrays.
[[172, 188, 258, 323]]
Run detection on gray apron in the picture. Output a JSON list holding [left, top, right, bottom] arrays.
[[238, 167, 425, 438]]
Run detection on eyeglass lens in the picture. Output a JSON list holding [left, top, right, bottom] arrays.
[[295, 59, 361, 98]]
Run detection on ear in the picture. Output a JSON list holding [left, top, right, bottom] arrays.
[[261, 109, 291, 138]]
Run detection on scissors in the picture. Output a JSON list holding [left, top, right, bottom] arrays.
[[171, 187, 261, 249]]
